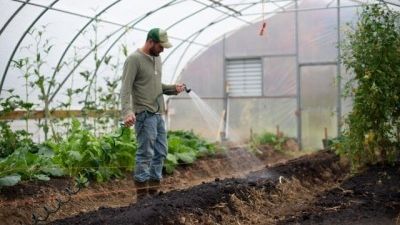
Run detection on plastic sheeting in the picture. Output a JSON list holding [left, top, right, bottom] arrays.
[[1, 0, 398, 148], [170, 0, 385, 149], [0, 0, 289, 107]]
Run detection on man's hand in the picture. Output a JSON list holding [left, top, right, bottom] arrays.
[[124, 113, 136, 127], [175, 83, 185, 93]]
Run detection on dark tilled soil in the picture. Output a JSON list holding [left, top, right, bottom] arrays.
[[52, 150, 349, 225], [248, 149, 347, 184], [0, 145, 293, 225], [52, 178, 277, 225], [278, 162, 400, 225], [0, 178, 71, 200]]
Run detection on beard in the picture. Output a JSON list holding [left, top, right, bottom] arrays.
[[149, 46, 160, 56]]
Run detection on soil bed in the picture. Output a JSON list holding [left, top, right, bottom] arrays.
[[0, 145, 292, 225], [52, 150, 353, 225], [278, 162, 400, 225], [4, 147, 399, 225]]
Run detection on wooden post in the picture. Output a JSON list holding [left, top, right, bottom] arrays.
[[217, 110, 226, 141], [276, 125, 280, 137], [323, 127, 329, 150]]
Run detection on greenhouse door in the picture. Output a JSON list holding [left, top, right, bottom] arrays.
[[300, 65, 338, 149]]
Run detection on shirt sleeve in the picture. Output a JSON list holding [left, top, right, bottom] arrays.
[[162, 84, 178, 95], [120, 55, 138, 118]]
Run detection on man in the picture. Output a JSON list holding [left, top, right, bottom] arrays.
[[120, 28, 185, 200]]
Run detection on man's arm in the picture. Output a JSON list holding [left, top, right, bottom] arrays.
[[162, 83, 185, 95], [120, 55, 138, 126]]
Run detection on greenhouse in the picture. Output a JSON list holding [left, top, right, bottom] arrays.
[[0, 0, 399, 224]]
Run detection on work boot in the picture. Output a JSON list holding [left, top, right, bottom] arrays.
[[148, 179, 161, 196], [134, 180, 148, 201]]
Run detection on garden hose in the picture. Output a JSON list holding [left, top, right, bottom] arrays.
[[32, 85, 192, 224], [155, 84, 191, 113], [32, 178, 88, 225], [32, 124, 128, 225], [111, 123, 127, 147]]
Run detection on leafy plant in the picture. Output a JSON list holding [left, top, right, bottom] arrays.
[[11, 25, 59, 140], [50, 119, 136, 183], [0, 122, 37, 158], [96, 43, 127, 133], [339, 4, 400, 167], [0, 144, 64, 187], [12, 57, 35, 131], [249, 131, 293, 154], [0, 91, 35, 158], [164, 130, 217, 174]]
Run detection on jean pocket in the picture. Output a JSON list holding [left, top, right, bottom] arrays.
[[135, 112, 146, 132], [135, 119, 144, 133], [135, 111, 147, 123]]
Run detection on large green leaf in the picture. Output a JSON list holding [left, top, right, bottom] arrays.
[[41, 166, 64, 177], [164, 163, 176, 174], [38, 145, 55, 157], [176, 151, 196, 164], [34, 174, 50, 181], [0, 174, 21, 187], [166, 153, 178, 164], [68, 151, 82, 161]]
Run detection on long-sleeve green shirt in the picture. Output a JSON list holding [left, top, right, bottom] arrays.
[[120, 49, 177, 118]]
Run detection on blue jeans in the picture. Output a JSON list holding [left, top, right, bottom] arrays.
[[134, 111, 167, 182]]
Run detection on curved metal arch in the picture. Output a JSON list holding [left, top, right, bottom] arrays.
[[46, 0, 122, 97], [86, 2, 214, 103], [49, 0, 183, 103], [165, 2, 260, 83], [165, 4, 210, 31], [83, 0, 211, 104], [192, 0, 252, 25], [380, 0, 400, 7], [169, 31, 204, 83], [0, 0, 31, 36], [0, 0, 59, 95], [91, 0, 258, 92]]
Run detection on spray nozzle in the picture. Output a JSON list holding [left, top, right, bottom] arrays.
[[183, 84, 191, 93]]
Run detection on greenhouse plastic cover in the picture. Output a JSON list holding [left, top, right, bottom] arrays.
[[0, 0, 291, 106], [1, 0, 396, 106]]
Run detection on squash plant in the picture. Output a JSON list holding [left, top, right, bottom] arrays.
[[0, 144, 64, 187], [165, 130, 217, 174]]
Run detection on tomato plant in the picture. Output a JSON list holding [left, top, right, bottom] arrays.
[[339, 4, 400, 167]]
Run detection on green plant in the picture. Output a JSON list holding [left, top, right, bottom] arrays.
[[12, 57, 35, 131], [164, 130, 217, 174], [96, 43, 127, 133], [0, 142, 64, 187], [0, 91, 64, 187], [12, 25, 59, 140], [50, 119, 136, 183], [0, 91, 35, 157], [339, 4, 400, 167], [249, 131, 288, 154], [79, 18, 103, 133], [0, 122, 36, 158]]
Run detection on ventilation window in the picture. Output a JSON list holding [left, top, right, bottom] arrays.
[[226, 58, 262, 97]]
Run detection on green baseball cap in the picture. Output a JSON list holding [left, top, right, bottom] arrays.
[[147, 28, 172, 48]]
